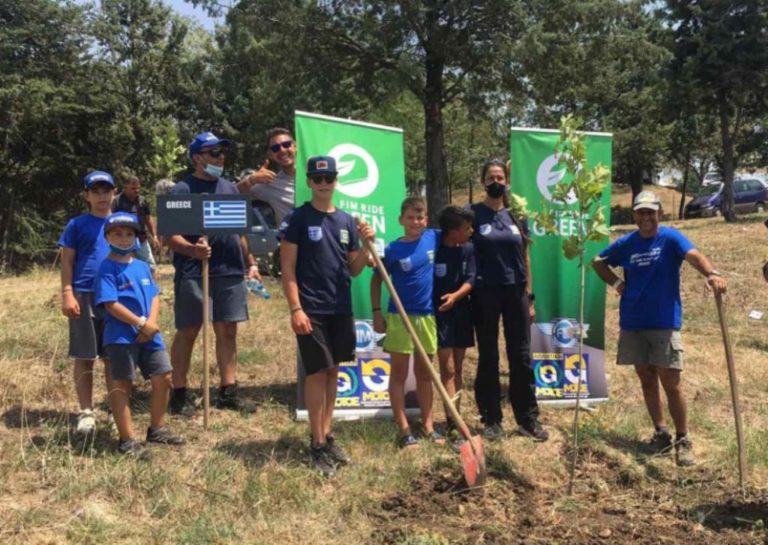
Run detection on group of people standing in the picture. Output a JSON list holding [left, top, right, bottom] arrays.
[[58, 125, 729, 474]]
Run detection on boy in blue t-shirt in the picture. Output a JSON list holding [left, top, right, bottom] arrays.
[[280, 156, 375, 477], [434, 205, 476, 432], [58, 171, 116, 435], [96, 213, 185, 460], [371, 197, 442, 448]]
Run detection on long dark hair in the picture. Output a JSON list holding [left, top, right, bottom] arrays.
[[481, 158, 530, 246]]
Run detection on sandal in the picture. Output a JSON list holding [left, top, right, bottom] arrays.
[[398, 433, 419, 449]]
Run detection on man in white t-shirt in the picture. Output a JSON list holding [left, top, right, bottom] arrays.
[[237, 127, 296, 223]]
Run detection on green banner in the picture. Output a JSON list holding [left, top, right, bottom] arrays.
[[510, 128, 613, 403], [295, 111, 417, 419]]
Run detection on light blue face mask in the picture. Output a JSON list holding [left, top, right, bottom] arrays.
[[204, 163, 224, 178], [109, 243, 134, 256]]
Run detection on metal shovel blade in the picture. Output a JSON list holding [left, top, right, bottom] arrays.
[[459, 435, 487, 488]]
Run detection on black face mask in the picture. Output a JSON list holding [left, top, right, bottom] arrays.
[[485, 182, 506, 199]]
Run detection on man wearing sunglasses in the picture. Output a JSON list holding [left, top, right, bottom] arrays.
[[166, 131, 260, 415], [236, 127, 297, 223]]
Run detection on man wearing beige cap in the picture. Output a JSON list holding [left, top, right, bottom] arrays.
[[592, 191, 727, 466]]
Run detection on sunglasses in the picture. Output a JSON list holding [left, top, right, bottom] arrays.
[[310, 175, 336, 184], [269, 140, 293, 153], [201, 148, 226, 158]]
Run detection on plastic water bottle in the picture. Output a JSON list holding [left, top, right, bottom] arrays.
[[246, 279, 271, 299]]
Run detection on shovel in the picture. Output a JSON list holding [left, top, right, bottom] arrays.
[[365, 239, 487, 487], [714, 291, 747, 490]]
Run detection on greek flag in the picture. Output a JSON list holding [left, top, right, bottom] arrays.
[[203, 200, 247, 229]]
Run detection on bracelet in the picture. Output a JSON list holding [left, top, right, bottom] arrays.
[[290, 307, 303, 314], [707, 270, 722, 277], [62, 286, 73, 293], [372, 307, 381, 312], [249, 264, 259, 270], [136, 316, 148, 329]]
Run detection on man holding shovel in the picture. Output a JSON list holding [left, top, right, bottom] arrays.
[[593, 191, 727, 466], [166, 132, 260, 414]]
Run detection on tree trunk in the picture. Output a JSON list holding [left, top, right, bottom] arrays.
[[423, 55, 448, 225], [718, 95, 737, 223], [630, 163, 644, 202], [678, 151, 690, 220]]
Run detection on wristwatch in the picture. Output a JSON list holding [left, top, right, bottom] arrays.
[[707, 270, 722, 277], [137, 316, 148, 329]]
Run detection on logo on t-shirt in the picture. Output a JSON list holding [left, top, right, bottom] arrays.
[[399, 257, 413, 271], [308, 226, 323, 242], [140, 278, 150, 286], [427, 250, 434, 263], [340, 229, 349, 245], [479, 224, 492, 236], [435, 263, 447, 277], [278, 220, 288, 232], [509, 224, 520, 235]]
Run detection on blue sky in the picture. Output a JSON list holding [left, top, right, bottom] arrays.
[[167, 0, 222, 32]]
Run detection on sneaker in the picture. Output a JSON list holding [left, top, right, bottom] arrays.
[[519, 420, 549, 442], [118, 438, 151, 461], [398, 433, 419, 449], [483, 423, 504, 441], [169, 388, 188, 416], [146, 426, 186, 446], [215, 384, 256, 412], [309, 444, 336, 477], [425, 429, 445, 444], [76, 409, 96, 434], [674, 436, 695, 467], [325, 435, 351, 465], [648, 429, 673, 455]]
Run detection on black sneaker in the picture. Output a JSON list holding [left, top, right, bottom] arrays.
[[169, 387, 188, 416], [118, 438, 151, 461], [483, 423, 504, 441], [674, 436, 695, 466], [325, 435, 351, 465], [309, 444, 337, 477], [519, 420, 549, 442], [215, 384, 256, 412], [647, 429, 673, 455], [146, 426, 186, 446]]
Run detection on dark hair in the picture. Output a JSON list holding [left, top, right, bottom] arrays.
[[265, 127, 293, 148], [124, 175, 140, 185], [400, 196, 427, 215], [481, 158, 531, 246], [439, 205, 474, 232]]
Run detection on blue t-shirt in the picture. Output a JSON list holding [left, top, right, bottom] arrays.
[[379, 229, 439, 316], [58, 214, 110, 293], [281, 203, 360, 315], [599, 225, 694, 330], [171, 175, 245, 279], [95, 257, 165, 350], [470, 203, 528, 287], [433, 241, 476, 313]]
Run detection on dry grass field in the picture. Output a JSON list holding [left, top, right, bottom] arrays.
[[2, 209, 768, 544]]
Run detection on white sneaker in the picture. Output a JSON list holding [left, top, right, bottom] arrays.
[[76, 409, 96, 434]]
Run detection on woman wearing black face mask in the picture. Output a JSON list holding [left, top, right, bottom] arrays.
[[469, 159, 548, 442]]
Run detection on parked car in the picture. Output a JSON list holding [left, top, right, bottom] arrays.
[[702, 171, 723, 187], [246, 199, 281, 277], [684, 178, 768, 218]]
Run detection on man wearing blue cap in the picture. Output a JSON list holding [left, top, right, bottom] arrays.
[[166, 132, 260, 413], [593, 190, 727, 467], [280, 156, 375, 476], [58, 170, 116, 434]]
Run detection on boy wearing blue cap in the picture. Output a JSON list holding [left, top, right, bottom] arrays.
[[96, 212, 185, 459], [280, 156, 375, 477], [58, 171, 116, 434], [167, 131, 260, 414]]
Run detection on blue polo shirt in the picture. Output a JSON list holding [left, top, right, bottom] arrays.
[[470, 203, 528, 287], [170, 175, 245, 279], [58, 214, 110, 293], [281, 203, 360, 315], [378, 228, 439, 316], [599, 225, 694, 330], [95, 257, 165, 350], [434, 241, 476, 312]]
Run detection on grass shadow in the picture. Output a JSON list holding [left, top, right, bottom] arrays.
[[2, 406, 76, 429], [215, 433, 306, 469], [688, 496, 768, 531], [227, 383, 296, 409]]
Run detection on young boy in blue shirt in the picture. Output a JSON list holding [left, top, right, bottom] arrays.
[[58, 171, 116, 434], [371, 197, 442, 448], [280, 156, 375, 477], [434, 205, 476, 432], [96, 212, 185, 460]]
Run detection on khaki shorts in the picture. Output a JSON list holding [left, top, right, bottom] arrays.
[[617, 329, 684, 370]]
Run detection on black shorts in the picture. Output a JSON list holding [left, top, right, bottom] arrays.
[[297, 314, 355, 375], [436, 303, 475, 349]]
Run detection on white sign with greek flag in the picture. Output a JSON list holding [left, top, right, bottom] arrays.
[[203, 200, 247, 229]]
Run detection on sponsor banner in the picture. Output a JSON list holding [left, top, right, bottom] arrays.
[[510, 128, 613, 403], [294, 112, 417, 420]]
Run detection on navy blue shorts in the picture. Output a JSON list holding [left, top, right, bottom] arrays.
[[174, 275, 248, 329], [436, 303, 475, 349], [105, 344, 172, 381]]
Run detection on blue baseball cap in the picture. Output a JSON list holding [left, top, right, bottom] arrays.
[[104, 212, 141, 234], [307, 156, 337, 176], [188, 131, 232, 157], [83, 170, 115, 189]]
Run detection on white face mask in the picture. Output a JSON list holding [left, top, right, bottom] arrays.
[[204, 163, 224, 178]]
